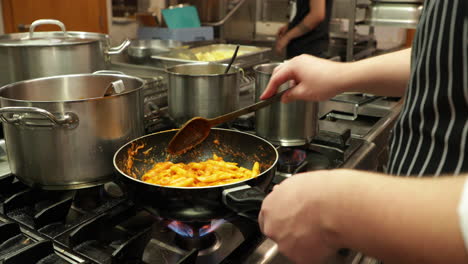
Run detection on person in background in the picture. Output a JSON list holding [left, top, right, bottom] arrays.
[[259, 0, 468, 263], [276, 0, 333, 58]]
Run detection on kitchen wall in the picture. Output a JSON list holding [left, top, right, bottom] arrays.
[[373, 27, 406, 50], [0, 0, 158, 43], [0, 0, 406, 51], [108, 0, 165, 45], [0, 2, 4, 34], [357, 25, 406, 50]]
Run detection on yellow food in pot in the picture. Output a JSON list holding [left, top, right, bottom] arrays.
[[194, 50, 244, 61]]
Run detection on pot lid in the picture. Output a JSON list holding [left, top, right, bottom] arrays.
[[0, 35, 98, 47], [0, 19, 106, 47]]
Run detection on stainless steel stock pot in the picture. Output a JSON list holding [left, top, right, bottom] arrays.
[[254, 63, 318, 146], [0, 19, 131, 86], [0, 72, 145, 190], [166, 63, 240, 126]]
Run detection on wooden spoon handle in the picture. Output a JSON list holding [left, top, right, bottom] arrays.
[[209, 88, 290, 127]]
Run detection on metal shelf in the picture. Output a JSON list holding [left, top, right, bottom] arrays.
[[346, 0, 376, 61]]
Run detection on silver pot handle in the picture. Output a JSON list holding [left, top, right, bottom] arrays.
[[106, 39, 131, 55], [0, 107, 79, 129], [29, 19, 68, 39], [0, 139, 6, 158], [93, 70, 126, 75]]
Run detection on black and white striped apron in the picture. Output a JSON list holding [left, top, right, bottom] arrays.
[[387, 0, 468, 176]]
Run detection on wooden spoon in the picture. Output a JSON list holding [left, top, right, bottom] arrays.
[[167, 88, 290, 155]]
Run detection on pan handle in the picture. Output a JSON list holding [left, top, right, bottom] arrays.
[[223, 184, 352, 257], [222, 184, 265, 221]]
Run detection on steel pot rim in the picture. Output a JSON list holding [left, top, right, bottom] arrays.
[[165, 62, 241, 77], [253, 62, 282, 75], [113, 128, 279, 190], [0, 31, 109, 47], [0, 73, 145, 104]]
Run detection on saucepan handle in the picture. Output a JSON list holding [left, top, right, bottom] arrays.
[[222, 184, 266, 221], [0, 107, 79, 129], [106, 38, 131, 55], [29, 19, 68, 39], [223, 184, 351, 257]]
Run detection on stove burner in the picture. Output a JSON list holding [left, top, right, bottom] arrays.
[[167, 221, 194, 237], [199, 219, 226, 237], [72, 185, 108, 211], [166, 219, 226, 238], [277, 148, 307, 174], [175, 232, 217, 251]]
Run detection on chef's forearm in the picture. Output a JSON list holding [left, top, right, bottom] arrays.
[[339, 48, 412, 97], [283, 0, 326, 41], [322, 170, 468, 264], [284, 14, 324, 41]]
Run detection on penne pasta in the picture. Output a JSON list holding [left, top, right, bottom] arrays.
[[141, 154, 261, 187]]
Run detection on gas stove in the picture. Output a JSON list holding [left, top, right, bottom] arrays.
[[0, 118, 361, 264], [0, 89, 402, 264], [0, 174, 266, 264]]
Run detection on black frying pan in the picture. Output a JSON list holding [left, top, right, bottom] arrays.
[[113, 128, 278, 222]]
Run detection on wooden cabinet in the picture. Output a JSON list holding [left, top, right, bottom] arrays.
[[1, 0, 108, 33]]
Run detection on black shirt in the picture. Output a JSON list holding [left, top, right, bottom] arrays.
[[387, 0, 468, 176], [286, 0, 333, 58]]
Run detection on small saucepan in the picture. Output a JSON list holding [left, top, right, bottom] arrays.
[[113, 128, 278, 222]]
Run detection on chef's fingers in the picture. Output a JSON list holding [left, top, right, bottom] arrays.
[[272, 63, 284, 75], [281, 82, 306, 103], [258, 208, 265, 232], [288, 79, 297, 88], [260, 64, 295, 100], [259, 184, 281, 233]]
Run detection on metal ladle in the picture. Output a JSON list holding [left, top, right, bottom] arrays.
[[224, 45, 240, 74], [167, 88, 290, 155], [102, 80, 125, 97]]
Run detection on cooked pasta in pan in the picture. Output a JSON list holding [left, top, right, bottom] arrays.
[[141, 154, 260, 187]]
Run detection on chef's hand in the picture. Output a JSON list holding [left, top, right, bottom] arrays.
[[275, 36, 290, 56], [259, 170, 345, 264], [277, 24, 289, 39], [260, 55, 347, 103]]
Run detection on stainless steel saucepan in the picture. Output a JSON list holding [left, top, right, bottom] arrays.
[[254, 63, 319, 146], [166, 63, 241, 126]]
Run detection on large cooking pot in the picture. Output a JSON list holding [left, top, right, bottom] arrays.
[[0, 19, 131, 86], [254, 63, 318, 146], [113, 128, 278, 222], [0, 73, 145, 190], [166, 63, 240, 126]]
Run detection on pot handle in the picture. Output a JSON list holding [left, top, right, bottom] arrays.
[[0, 139, 6, 158], [106, 38, 131, 55], [29, 19, 68, 39], [0, 107, 79, 129], [222, 184, 265, 221]]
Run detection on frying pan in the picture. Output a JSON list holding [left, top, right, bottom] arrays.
[[113, 128, 278, 222]]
